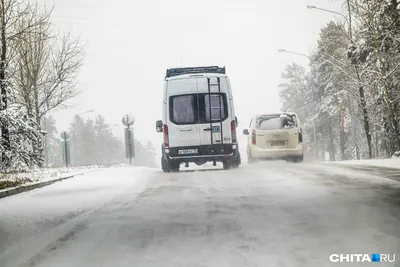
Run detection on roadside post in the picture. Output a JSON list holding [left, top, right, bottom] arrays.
[[122, 114, 135, 165], [60, 131, 71, 167]]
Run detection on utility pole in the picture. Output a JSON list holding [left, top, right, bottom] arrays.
[[339, 103, 345, 160], [61, 131, 70, 168], [345, 0, 360, 160]]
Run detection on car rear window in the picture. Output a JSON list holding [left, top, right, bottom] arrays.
[[256, 116, 282, 130], [256, 114, 298, 130]]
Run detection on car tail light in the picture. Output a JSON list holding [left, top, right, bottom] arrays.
[[251, 129, 256, 145], [231, 120, 237, 143], [163, 124, 169, 147]]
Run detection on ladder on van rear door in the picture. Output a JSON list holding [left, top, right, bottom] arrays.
[[207, 77, 224, 146]]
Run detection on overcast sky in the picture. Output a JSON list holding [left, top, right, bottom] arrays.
[[41, 0, 342, 149]]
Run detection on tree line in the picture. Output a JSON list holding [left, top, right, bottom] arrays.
[[44, 114, 157, 168], [279, 0, 400, 160], [0, 1, 156, 170]]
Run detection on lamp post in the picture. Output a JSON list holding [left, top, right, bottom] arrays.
[[306, 5, 350, 27], [278, 49, 318, 160], [72, 109, 95, 166], [307, 4, 359, 160]]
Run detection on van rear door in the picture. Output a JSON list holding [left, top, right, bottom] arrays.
[[197, 76, 232, 146], [167, 78, 200, 151]]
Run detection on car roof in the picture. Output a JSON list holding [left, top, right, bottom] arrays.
[[255, 112, 297, 118]]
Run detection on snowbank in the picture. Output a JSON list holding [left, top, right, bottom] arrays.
[[328, 158, 400, 169], [0, 166, 100, 192]]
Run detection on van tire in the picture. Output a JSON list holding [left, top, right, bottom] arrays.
[[223, 161, 232, 170], [161, 157, 172, 172], [232, 155, 240, 169], [171, 163, 180, 172]]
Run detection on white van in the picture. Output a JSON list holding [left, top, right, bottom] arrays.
[[243, 112, 304, 163], [156, 66, 241, 172]]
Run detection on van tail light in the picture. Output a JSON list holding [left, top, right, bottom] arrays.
[[231, 120, 237, 143], [251, 130, 256, 145], [163, 124, 169, 147]]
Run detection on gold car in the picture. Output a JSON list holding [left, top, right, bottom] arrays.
[[243, 112, 304, 163]]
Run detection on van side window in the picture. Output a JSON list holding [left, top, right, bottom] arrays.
[[170, 94, 197, 124]]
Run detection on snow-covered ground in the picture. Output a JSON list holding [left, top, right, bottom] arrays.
[[0, 166, 102, 193], [0, 162, 399, 267], [328, 157, 400, 169]]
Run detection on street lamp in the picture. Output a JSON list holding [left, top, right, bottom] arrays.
[[307, 5, 350, 27], [278, 49, 318, 160]]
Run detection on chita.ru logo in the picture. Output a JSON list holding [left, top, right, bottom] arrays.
[[329, 254, 395, 263]]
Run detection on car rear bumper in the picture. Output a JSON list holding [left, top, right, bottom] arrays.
[[250, 144, 303, 159]]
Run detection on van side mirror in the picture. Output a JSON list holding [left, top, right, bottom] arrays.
[[235, 116, 238, 127], [156, 120, 163, 133], [243, 129, 249, 135]]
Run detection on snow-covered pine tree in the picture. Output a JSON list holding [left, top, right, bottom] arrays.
[[0, 105, 43, 171]]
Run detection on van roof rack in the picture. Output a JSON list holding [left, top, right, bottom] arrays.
[[165, 66, 226, 78]]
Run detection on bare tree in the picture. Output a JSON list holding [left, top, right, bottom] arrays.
[[0, 0, 50, 166], [11, 12, 85, 125]]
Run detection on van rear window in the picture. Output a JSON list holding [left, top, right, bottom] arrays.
[[201, 94, 227, 122], [171, 95, 197, 124], [169, 93, 228, 125]]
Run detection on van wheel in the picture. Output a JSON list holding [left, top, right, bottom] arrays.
[[171, 163, 180, 172], [161, 157, 172, 172], [223, 161, 232, 170]]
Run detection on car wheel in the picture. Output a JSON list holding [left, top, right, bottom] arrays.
[[295, 154, 304, 163], [247, 153, 255, 164], [290, 155, 303, 163]]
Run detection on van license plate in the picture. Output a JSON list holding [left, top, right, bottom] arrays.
[[212, 126, 221, 133], [270, 141, 285, 146], [178, 149, 198, 155]]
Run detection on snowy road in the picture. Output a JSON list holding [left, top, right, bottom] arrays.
[[1, 163, 400, 267]]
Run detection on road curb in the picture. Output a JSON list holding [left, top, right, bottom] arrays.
[[0, 174, 82, 199]]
